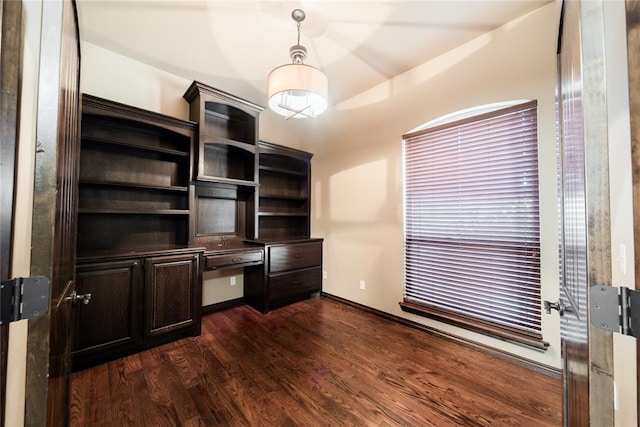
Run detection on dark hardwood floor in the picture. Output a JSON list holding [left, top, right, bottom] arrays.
[[70, 297, 562, 426]]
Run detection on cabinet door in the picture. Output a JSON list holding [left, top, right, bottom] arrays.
[[269, 242, 322, 273], [74, 259, 141, 354], [145, 253, 200, 336], [268, 267, 322, 304]]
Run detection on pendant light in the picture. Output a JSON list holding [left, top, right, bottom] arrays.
[[267, 9, 328, 119]]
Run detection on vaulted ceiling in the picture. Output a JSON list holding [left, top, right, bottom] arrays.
[[76, 0, 552, 108]]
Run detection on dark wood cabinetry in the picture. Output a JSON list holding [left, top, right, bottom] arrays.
[[246, 141, 323, 313], [73, 96, 203, 370], [183, 82, 260, 186], [245, 239, 323, 313], [258, 141, 312, 240], [145, 253, 201, 337], [73, 86, 323, 369], [78, 95, 195, 256], [184, 82, 263, 248], [73, 250, 201, 370], [74, 259, 141, 357]]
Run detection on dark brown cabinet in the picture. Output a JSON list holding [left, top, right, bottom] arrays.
[[244, 140, 322, 313], [73, 250, 201, 370], [74, 259, 141, 358], [73, 95, 203, 370], [145, 253, 201, 337], [245, 240, 323, 313]]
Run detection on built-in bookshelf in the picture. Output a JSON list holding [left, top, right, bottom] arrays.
[[258, 141, 312, 240]]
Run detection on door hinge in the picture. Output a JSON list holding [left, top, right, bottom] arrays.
[[0, 276, 50, 325], [590, 286, 640, 339]]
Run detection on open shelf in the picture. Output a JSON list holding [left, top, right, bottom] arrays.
[[203, 102, 256, 146], [193, 181, 256, 242], [83, 114, 191, 156], [78, 95, 195, 257], [258, 196, 308, 216], [80, 140, 189, 189], [196, 176, 258, 187], [77, 213, 189, 257], [258, 165, 307, 177], [201, 143, 256, 182], [258, 215, 309, 240], [79, 181, 188, 213], [259, 193, 308, 201], [79, 209, 189, 215], [257, 141, 312, 240], [258, 212, 308, 217], [258, 170, 308, 199], [201, 136, 256, 153], [79, 179, 188, 193], [82, 135, 189, 157], [259, 151, 308, 174]]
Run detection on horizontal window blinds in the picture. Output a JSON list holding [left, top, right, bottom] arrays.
[[402, 100, 546, 349]]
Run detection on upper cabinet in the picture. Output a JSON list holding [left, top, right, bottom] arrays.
[[183, 81, 263, 186]]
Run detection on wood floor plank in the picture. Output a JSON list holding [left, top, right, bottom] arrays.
[[107, 358, 135, 425], [70, 297, 562, 426], [70, 362, 112, 426]]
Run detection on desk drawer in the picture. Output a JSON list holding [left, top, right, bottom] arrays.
[[269, 242, 322, 273], [268, 267, 321, 303], [205, 250, 263, 270]]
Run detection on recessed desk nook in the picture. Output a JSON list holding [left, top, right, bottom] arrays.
[[73, 82, 322, 371]]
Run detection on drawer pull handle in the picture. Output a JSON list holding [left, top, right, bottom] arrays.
[[294, 253, 301, 258], [293, 280, 302, 285], [231, 257, 242, 263]]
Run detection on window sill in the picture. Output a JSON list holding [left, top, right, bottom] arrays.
[[399, 301, 549, 351]]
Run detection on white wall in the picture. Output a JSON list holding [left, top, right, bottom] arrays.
[[309, 2, 562, 368]]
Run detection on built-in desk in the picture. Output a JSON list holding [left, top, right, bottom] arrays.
[[201, 244, 264, 271]]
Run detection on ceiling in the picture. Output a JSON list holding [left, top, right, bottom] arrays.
[[76, 0, 552, 109]]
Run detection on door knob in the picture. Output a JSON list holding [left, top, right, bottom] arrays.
[[65, 290, 92, 306], [543, 299, 565, 316]]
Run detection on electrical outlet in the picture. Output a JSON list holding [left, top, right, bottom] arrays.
[[230, 276, 237, 286], [359, 280, 365, 290], [323, 271, 328, 279]]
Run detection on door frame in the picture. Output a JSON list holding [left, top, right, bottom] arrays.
[[560, 0, 640, 425], [0, 1, 23, 425], [625, 0, 640, 423], [579, 1, 616, 424]]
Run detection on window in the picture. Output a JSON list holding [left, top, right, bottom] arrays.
[[401, 100, 547, 350]]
